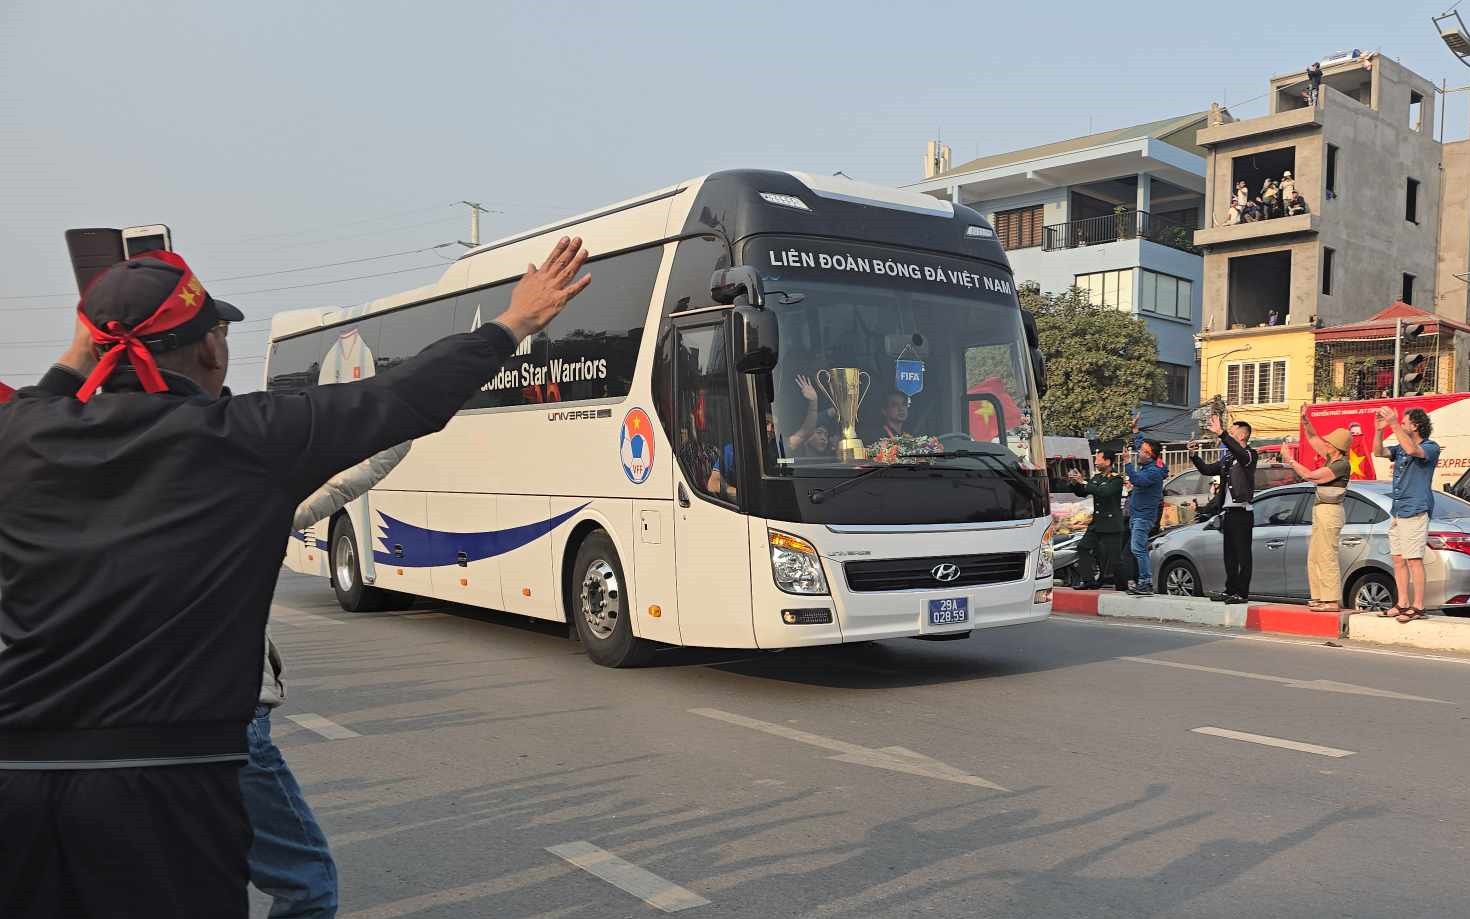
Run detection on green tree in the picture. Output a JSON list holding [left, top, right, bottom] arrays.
[[1021, 283, 1161, 441]]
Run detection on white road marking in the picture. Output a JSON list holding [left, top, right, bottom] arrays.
[[286, 713, 361, 740], [1192, 726, 1355, 758], [1118, 656, 1452, 703], [546, 841, 710, 912], [270, 604, 345, 627], [689, 708, 1006, 791], [1050, 614, 1470, 667]]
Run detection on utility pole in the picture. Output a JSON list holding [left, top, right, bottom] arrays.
[[1393, 317, 1404, 398], [458, 201, 492, 248]]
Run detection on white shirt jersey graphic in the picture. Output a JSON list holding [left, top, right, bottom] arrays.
[[317, 328, 382, 581]]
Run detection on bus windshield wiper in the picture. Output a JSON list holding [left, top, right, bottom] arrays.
[[808, 462, 928, 505], [929, 450, 1045, 501]]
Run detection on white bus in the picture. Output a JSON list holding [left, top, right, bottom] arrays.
[[269, 170, 1054, 666]]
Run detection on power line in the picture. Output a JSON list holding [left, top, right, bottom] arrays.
[[1, 261, 445, 313], [221, 203, 455, 245], [1, 243, 457, 304]]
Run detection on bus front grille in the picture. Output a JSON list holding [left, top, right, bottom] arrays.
[[843, 552, 1028, 593]]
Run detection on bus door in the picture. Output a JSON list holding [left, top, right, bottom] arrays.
[[670, 320, 757, 648]]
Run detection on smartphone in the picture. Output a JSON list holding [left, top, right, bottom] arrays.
[[64, 227, 125, 296], [122, 224, 172, 259]]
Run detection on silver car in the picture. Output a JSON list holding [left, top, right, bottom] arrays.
[[1147, 482, 1470, 613]]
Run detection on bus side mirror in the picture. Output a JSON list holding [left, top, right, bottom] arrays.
[[711, 267, 765, 308], [1020, 309, 1048, 397], [732, 305, 779, 374]]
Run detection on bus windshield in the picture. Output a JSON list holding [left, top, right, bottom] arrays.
[[750, 238, 1045, 496]]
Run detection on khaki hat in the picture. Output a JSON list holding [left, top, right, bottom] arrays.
[[1324, 429, 1352, 453]]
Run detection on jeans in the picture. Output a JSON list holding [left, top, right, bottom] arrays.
[[1129, 516, 1153, 585], [241, 706, 338, 919]]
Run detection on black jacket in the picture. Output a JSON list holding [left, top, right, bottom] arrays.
[[0, 323, 516, 766], [1192, 432, 1259, 514]]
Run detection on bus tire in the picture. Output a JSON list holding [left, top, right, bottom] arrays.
[[330, 515, 395, 613], [570, 531, 652, 668]]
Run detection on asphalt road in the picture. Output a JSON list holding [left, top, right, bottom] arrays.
[[254, 572, 1470, 919]]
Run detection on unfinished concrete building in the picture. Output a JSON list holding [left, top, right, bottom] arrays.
[[1195, 54, 1443, 332]]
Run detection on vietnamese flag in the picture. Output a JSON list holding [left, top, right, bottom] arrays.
[[967, 377, 1023, 441], [0, 382, 14, 405]]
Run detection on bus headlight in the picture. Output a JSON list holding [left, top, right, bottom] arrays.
[[769, 531, 829, 595], [1036, 523, 1055, 580]]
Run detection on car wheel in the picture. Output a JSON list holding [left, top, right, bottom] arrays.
[[570, 531, 653, 668], [331, 515, 399, 613], [1160, 558, 1204, 597], [1348, 571, 1396, 613]]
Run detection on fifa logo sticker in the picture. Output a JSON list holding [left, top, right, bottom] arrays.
[[620, 408, 655, 485]]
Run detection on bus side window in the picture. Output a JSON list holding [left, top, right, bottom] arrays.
[[662, 235, 730, 316], [267, 331, 324, 393], [674, 324, 738, 503]]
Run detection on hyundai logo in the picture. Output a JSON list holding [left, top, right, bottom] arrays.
[[930, 563, 961, 583]]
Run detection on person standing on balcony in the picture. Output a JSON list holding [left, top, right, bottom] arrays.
[[1289, 414, 1353, 612], [1307, 62, 1323, 105], [1191, 414, 1258, 603]]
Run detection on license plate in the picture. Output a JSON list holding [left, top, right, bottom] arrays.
[[928, 597, 969, 626]]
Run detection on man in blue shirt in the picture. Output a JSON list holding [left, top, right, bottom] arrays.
[[1122, 421, 1167, 595], [1374, 406, 1441, 621]]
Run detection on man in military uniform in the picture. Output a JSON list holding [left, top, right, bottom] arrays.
[[1066, 450, 1125, 589]]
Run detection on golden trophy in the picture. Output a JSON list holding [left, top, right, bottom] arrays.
[[815, 367, 872, 462]]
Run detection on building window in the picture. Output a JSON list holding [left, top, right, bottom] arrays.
[[994, 205, 1044, 250], [1225, 359, 1288, 406], [1074, 269, 1134, 311], [1322, 247, 1334, 295], [1406, 178, 1419, 223], [1326, 145, 1339, 198], [1410, 91, 1424, 131], [1138, 269, 1192, 320], [1154, 362, 1191, 406], [1403, 273, 1415, 305]]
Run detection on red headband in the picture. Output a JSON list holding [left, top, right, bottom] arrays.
[[75, 251, 210, 403]]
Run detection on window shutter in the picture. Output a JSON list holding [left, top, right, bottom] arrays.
[[1226, 364, 1240, 405]]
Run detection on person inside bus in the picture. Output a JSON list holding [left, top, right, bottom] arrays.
[[864, 390, 912, 442]]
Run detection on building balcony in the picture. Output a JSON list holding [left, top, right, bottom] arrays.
[[1195, 103, 1322, 147], [1042, 210, 1199, 254], [1193, 213, 1319, 248]]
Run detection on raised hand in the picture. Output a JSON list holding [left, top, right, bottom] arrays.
[[1206, 413, 1223, 436], [497, 237, 592, 342], [795, 374, 817, 403], [57, 316, 99, 375]]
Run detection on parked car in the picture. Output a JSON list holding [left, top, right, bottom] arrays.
[[1160, 462, 1302, 524], [1147, 481, 1470, 613]]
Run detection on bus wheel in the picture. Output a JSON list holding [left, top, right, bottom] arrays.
[[571, 531, 652, 668], [331, 515, 394, 613]]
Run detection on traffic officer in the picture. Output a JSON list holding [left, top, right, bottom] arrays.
[[0, 239, 591, 919], [1065, 451, 1125, 589]]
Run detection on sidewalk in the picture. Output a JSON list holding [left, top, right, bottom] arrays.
[[1051, 588, 1470, 653]]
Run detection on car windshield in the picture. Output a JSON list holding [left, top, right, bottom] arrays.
[[748, 238, 1044, 494], [1434, 489, 1470, 519]]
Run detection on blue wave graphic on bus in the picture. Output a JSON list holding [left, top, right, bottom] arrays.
[[371, 503, 590, 568], [292, 530, 329, 550]]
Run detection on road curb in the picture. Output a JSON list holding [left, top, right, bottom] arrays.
[[1051, 589, 1100, 615], [1347, 612, 1470, 652], [1246, 604, 1344, 638], [1053, 589, 1345, 638]]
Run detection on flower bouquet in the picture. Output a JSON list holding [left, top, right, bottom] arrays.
[[867, 433, 944, 464]]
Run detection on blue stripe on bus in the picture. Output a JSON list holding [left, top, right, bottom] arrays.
[[371, 502, 591, 568], [292, 530, 329, 550]]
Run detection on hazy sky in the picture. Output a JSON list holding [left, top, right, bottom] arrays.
[[3, 1, 1465, 392]]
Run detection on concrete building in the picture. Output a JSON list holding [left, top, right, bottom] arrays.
[[1194, 53, 1470, 438], [908, 115, 1208, 440]]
